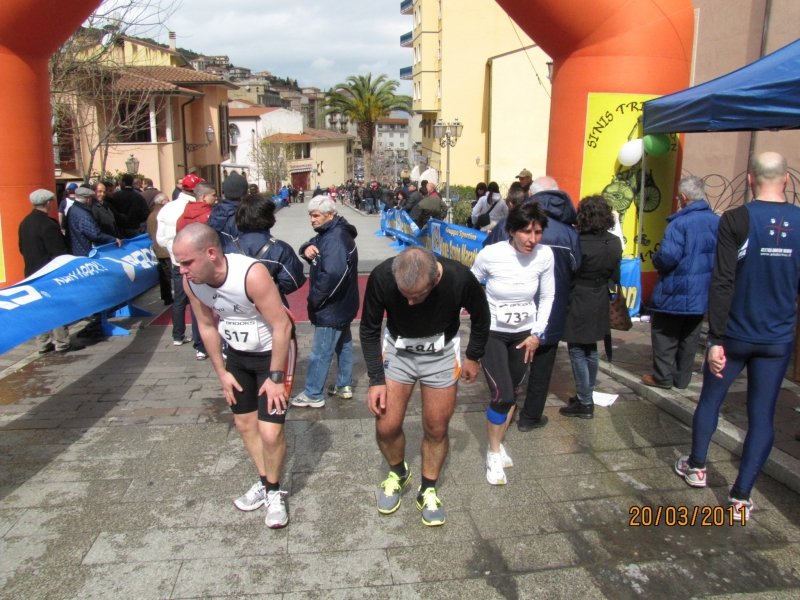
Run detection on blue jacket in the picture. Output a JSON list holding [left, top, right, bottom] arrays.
[[221, 230, 307, 307], [484, 190, 581, 345], [650, 200, 720, 315], [207, 199, 239, 237], [66, 201, 117, 257], [299, 216, 359, 327]]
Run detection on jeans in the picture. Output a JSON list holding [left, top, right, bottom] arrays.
[[171, 264, 206, 353], [519, 343, 559, 423], [651, 312, 704, 389], [303, 324, 354, 399], [690, 337, 792, 497], [568, 343, 598, 406], [365, 198, 374, 214]]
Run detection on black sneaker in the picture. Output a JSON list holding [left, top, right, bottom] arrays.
[[56, 343, 86, 353], [517, 415, 548, 432], [559, 402, 594, 419], [38, 343, 55, 355]]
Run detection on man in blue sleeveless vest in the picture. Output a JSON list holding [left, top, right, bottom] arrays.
[[675, 152, 800, 523]]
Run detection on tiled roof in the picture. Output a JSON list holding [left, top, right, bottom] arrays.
[[229, 107, 281, 118], [266, 128, 353, 143], [113, 71, 202, 97], [132, 66, 239, 89]]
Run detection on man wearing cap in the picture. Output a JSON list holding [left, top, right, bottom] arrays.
[[208, 172, 249, 237], [515, 169, 533, 195], [58, 183, 78, 228], [65, 186, 121, 257], [18, 189, 84, 354], [157, 174, 209, 358]]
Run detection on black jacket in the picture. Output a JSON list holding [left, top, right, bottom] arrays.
[[91, 200, 123, 238], [299, 216, 359, 327], [18, 209, 69, 277], [484, 190, 581, 345], [107, 186, 149, 234]]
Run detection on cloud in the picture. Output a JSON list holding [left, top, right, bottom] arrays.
[[143, 0, 413, 93], [311, 57, 335, 70]]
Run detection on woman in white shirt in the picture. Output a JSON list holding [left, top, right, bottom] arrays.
[[471, 203, 555, 485], [471, 181, 509, 231]]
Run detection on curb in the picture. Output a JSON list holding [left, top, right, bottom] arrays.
[[599, 359, 800, 496]]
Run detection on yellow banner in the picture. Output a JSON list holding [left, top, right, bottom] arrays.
[[579, 93, 680, 272]]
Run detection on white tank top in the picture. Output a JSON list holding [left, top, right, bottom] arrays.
[[189, 254, 274, 353]]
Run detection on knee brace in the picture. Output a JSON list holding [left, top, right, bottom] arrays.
[[486, 405, 508, 425]]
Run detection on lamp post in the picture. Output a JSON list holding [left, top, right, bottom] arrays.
[[125, 153, 139, 175], [433, 118, 463, 205], [186, 125, 216, 153]]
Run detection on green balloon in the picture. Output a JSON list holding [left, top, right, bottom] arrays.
[[644, 134, 671, 157]]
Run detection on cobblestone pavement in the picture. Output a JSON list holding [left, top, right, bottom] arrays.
[[1, 296, 800, 599]]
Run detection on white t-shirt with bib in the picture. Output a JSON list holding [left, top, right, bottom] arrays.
[[471, 240, 555, 335], [189, 254, 274, 353]]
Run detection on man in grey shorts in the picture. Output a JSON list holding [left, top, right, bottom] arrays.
[[360, 247, 490, 526]]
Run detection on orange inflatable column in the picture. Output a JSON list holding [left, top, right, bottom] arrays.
[[0, 0, 101, 286], [494, 0, 694, 300]]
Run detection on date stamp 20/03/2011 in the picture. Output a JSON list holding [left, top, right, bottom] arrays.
[[629, 505, 747, 527]]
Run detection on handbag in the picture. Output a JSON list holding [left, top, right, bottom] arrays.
[[609, 285, 632, 331], [474, 194, 499, 229]]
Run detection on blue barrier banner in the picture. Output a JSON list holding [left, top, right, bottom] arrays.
[[420, 220, 488, 268], [620, 258, 641, 317], [383, 209, 423, 247], [0, 234, 159, 354]]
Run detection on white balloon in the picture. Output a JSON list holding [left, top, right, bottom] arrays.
[[618, 139, 644, 166]]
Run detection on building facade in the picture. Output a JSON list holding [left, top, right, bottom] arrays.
[[401, 0, 552, 193]]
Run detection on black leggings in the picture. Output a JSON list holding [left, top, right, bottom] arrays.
[[480, 330, 529, 416]]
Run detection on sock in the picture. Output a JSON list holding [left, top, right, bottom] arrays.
[[390, 460, 407, 478], [259, 475, 268, 488], [729, 487, 749, 501], [420, 476, 437, 492], [688, 457, 705, 470], [265, 480, 280, 492]]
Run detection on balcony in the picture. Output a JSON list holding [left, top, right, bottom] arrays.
[[400, 31, 413, 47], [401, 0, 413, 15], [400, 66, 413, 80]]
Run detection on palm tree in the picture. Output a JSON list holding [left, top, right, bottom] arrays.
[[325, 73, 412, 182]]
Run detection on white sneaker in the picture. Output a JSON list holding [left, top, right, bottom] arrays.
[[196, 351, 208, 361], [728, 496, 754, 522], [173, 338, 188, 346], [233, 482, 265, 511], [290, 392, 325, 408], [498, 444, 513, 468], [486, 451, 507, 485], [265, 490, 289, 528]]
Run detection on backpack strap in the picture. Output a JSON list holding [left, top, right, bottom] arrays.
[[231, 237, 247, 256], [255, 237, 276, 260]]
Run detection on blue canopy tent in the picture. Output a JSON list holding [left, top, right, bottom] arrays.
[[643, 38, 800, 134]]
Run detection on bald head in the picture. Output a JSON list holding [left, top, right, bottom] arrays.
[[750, 152, 788, 186], [174, 222, 221, 253], [534, 176, 559, 191]]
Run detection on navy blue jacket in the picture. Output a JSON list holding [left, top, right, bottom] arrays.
[[66, 202, 117, 257], [484, 190, 581, 345], [207, 199, 239, 237], [650, 200, 720, 315], [221, 230, 307, 307], [299, 216, 359, 327]]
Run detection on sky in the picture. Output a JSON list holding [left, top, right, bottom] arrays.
[[155, 0, 413, 93]]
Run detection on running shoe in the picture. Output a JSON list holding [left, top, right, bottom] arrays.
[[486, 451, 507, 485], [674, 455, 707, 487], [377, 464, 411, 514], [233, 481, 266, 511], [498, 443, 513, 468], [290, 392, 325, 408], [196, 351, 208, 361], [728, 496, 754, 522], [173, 338, 189, 346], [265, 490, 289, 528], [416, 487, 445, 526], [327, 385, 354, 399]]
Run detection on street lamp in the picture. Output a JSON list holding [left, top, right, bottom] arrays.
[[433, 118, 463, 206], [125, 153, 139, 175], [186, 125, 216, 152]]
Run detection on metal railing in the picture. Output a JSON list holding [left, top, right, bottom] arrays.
[[401, 0, 414, 15], [400, 31, 413, 47], [400, 66, 413, 80]]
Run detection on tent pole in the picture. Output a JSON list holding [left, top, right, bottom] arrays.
[[637, 149, 647, 315]]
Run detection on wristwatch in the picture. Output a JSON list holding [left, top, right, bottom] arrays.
[[268, 371, 285, 383]]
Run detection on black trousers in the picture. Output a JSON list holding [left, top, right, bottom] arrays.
[[518, 343, 559, 424], [651, 312, 704, 389], [157, 258, 173, 302]]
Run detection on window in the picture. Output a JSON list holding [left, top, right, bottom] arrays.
[[437, 80, 441, 98], [400, 142, 405, 147], [439, 1, 442, 19], [218, 103, 230, 156], [417, 7, 421, 25], [438, 40, 441, 59], [389, 133, 394, 138]]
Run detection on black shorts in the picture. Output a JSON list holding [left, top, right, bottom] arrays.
[[225, 348, 287, 424]]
